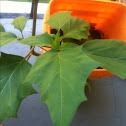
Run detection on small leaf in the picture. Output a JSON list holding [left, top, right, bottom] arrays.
[[45, 11, 72, 30], [24, 44, 100, 126], [61, 17, 90, 40], [18, 32, 53, 47], [52, 32, 61, 49], [0, 32, 18, 47], [0, 23, 5, 32], [0, 53, 36, 122], [82, 39, 126, 79], [11, 16, 28, 33]]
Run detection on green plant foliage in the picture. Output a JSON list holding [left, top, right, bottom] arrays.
[[0, 23, 5, 32], [18, 32, 53, 47], [60, 42, 78, 50], [52, 32, 61, 49], [0, 32, 18, 47], [82, 39, 126, 79], [1, 11, 126, 126], [61, 17, 90, 40], [11, 16, 28, 33], [45, 11, 72, 30], [24, 44, 100, 126], [0, 52, 36, 122]]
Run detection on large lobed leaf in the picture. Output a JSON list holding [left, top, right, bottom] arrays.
[[18, 32, 53, 47], [45, 11, 90, 42], [82, 39, 126, 79], [0, 53, 36, 122], [24, 43, 100, 126], [45, 11, 72, 30], [11, 16, 28, 33], [0, 32, 18, 47], [61, 17, 90, 40]]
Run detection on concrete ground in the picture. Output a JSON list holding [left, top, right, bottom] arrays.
[[0, 1, 48, 14]]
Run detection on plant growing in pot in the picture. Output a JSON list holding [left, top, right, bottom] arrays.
[[0, 11, 126, 126]]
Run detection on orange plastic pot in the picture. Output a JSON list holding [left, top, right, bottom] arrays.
[[42, 0, 126, 78]]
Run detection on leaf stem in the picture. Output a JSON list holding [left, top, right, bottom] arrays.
[[27, 53, 32, 61], [24, 46, 35, 59], [30, 46, 41, 56]]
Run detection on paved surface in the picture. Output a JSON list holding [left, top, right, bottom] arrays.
[[0, 1, 48, 14], [0, 19, 126, 126]]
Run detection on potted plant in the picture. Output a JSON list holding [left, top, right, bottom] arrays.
[[0, 0, 126, 125], [43, 0, 126, 79], [0, 10, 126, 126]]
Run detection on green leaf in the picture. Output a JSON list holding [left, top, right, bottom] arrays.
[[52, 32, 61, 49], [0, 32, 18, 47], [61, 17, 90, 40], [18, 32, 53, 47], [45, 11, 72, 30], [0, 53, 36, 122], [0, 23, 5, 32], [50, 34, 56, 38], [11, 16, 28, 33], [60, 42, 78, 50], [24, 44, 100, 126], [82, 39, 126, 79]]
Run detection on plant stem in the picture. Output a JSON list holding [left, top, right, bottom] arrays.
[[30, 46, 41, 56], [30, 0, 41, 56], [27, 53, 32, 61], [32, 0, 38, 36], [24, 46, 35, 59]]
